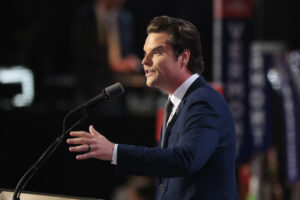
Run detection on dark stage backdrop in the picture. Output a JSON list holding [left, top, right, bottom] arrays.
[[1, 0, 300, 199], [0, 109, 156, 199]]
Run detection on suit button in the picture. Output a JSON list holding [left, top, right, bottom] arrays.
[[159, 184, 163, 189]]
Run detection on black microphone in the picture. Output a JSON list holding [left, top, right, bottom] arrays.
[[70, 82, 125, 113]]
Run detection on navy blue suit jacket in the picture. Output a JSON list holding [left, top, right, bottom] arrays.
[[117, 76, 239, 200]]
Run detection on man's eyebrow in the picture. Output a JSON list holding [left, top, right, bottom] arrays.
[[144, 45, 165, 54], [153, 45, 165, 52]]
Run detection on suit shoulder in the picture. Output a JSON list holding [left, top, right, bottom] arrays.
[[185, 83, 233, 117], [188, 83, 225, 104]]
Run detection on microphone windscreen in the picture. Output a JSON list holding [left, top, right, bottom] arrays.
[[104, 82, 125, 100]]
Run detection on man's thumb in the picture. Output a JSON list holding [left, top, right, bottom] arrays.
[[89, 125, 97, 135]]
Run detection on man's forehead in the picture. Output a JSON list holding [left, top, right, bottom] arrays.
[[143, 32, 170, 52]]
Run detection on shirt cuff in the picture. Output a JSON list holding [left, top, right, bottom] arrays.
[[111, 144, 118, 165]]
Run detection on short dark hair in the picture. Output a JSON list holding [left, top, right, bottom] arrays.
[[147, 16, 205, 74]]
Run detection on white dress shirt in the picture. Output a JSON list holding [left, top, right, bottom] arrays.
[[111, 74, 200, 165]]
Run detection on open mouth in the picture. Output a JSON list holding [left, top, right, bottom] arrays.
[[145, 69, 155, 77]]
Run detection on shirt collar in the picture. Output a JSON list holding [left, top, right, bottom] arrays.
[[169, 73, 199, 107]]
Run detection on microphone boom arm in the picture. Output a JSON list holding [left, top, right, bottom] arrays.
[[12, 112, 88, 200], [12, 82, 125, 200]]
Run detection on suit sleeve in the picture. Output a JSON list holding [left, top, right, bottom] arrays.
[[116, 99, 221, 177]]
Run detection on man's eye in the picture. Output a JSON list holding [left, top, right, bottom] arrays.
[[153, 50, 161, 55]]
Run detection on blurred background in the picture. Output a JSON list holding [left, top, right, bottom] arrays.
[[0, 0, 300, 199]]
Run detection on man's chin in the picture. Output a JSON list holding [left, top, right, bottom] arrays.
[[146, 77, 160, 88], [145, 78, 151, 86], [145, 81, 154, 88]]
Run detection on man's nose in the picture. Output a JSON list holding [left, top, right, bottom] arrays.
[[142, 54, 152, 66]]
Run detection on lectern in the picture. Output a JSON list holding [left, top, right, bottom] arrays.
[[0, 189, 103, 200]]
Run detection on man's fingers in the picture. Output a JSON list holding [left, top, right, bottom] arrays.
[[70, 131, 91, 138], [69, 144, 89, 152], [76, 152, 94, 160], [67, 137, 90, 145], [67, 126, 107, 160]]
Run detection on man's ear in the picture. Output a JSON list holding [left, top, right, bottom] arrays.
[[179, 49, 190, 68]]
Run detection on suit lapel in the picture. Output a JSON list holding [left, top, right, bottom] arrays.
[[161, 104, 182, 147], [161, 76, 207, 148]]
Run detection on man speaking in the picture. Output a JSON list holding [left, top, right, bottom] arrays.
[[67, 16, 239, 200]]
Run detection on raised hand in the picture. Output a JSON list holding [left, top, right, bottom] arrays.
[[67, 125, 114, 161]]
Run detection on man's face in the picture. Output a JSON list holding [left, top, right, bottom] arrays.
[[142, 32, 182, 93]]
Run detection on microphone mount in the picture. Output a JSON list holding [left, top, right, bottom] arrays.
[[12, 82, 125, 200]]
